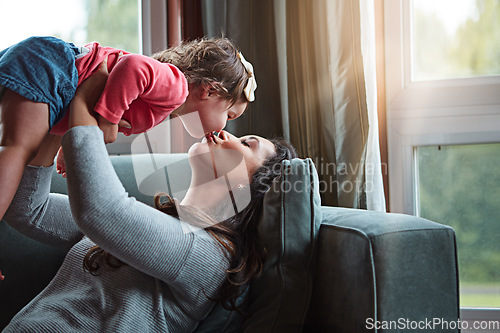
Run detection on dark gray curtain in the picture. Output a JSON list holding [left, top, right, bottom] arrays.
[[200, 0, 384, 210], [201, 0, 284, 139]]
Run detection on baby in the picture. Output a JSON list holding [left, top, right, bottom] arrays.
[[0, 36, 256, 222]]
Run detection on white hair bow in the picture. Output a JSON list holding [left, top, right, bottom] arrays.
[[238, 52, 257, 102]]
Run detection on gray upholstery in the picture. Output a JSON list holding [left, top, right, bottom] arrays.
[[243, 158, 322, 332], [305, 207, 459, 332], [0, 153, 460, 332]]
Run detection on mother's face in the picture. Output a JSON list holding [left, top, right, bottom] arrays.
[[187, 130, 276, 184]]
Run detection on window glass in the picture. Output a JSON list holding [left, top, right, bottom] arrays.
[[411, 0, 500, 81], [417, 143, 500, 308], [0, 0, 140, 53]]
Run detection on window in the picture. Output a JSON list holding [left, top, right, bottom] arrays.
[[384, 0, 500, 323], [417, 144, 500, 308], [0, 0, 141, 54], [411, 0, 500, 81], [0, 1, 88, 51]]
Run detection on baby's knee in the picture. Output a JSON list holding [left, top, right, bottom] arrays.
[[0, 139, 41, 162]]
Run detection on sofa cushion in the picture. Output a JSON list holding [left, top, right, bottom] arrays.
[[305, 207, 459, 332], [242, 158, 322, 332], [51, 153, 193, 205]]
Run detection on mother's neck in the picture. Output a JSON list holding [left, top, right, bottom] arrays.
[[180, 173, 248, 224], [180, 178, 229, 209]]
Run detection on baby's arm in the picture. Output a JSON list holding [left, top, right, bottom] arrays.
[[97, 115, 132, 143], [94, 54, 187, 126], [93, 54, 149, 126], [97, 115, 119, 144]]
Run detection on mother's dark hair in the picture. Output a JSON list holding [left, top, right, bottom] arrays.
[[201, 138, 298, 312], [85, 138, 298, 313]]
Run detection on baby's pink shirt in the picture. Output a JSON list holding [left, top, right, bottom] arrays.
[[50, 42, 188, 136]]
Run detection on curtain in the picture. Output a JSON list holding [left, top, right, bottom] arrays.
[[201, 0, 386, 211]]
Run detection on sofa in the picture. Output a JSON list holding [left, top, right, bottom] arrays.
[[0, 153, 460, 332]]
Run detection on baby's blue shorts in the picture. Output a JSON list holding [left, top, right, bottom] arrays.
[[0, 36, 82, 129]]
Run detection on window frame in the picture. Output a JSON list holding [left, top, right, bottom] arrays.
[[384, 0, 500, 320]]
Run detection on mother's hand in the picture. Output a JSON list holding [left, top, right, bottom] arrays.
[[68, 57, 110, 129]]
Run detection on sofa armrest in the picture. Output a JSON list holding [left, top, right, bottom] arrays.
[[306, 207, 459, 332]]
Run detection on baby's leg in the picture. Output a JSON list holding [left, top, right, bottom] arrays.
[[0, 89, 50, 220]]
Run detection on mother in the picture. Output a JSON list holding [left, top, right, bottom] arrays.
[[2, 63, 297, 332]]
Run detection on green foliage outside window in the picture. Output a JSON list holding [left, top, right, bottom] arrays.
[[418, 144, 500, 307], [85, 0, 140, 54], [413, 0, 500, 80]]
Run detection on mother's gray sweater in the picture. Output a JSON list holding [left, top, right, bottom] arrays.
[[3, 126, 229, 332]]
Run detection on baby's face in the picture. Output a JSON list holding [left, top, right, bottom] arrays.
[[181, 87, 248, 138], [196, 97, 247, 137]]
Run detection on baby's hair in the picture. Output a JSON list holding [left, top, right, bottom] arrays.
[[152, 37, 250, 106]]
